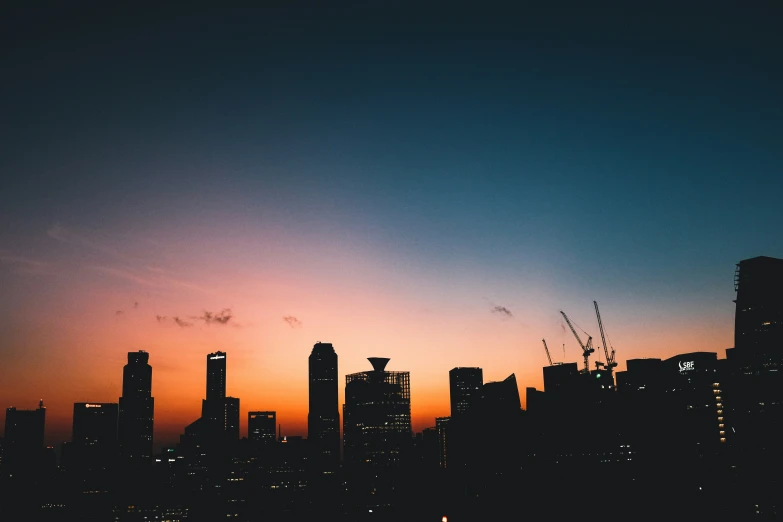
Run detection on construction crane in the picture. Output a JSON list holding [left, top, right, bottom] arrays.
[[542, 338, 553, 366], [560, 310, 595, 374], [593, 301, 617, 371]]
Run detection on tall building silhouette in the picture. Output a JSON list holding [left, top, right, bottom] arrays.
[[206, 351, 227, 400], [3, 400, 45, 473], [179, 351, 240, 458], [73, 402, 119, 447], [308, 342, 340, 473], [733, 255, 783, 363], [248, 411, 276, 445], [118, 350, 154, 464], [448, 367, 483, 416], [343, 357, 412, 509]]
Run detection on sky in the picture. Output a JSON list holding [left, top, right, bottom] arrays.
[[1, 3, 781, 452]]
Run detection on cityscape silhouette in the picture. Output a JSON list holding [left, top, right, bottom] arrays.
[[1, 3, 782, 521]]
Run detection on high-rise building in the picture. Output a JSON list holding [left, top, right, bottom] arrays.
[[308, 342, 340, 473], [179, 351, 239, 456], [449, 367, 483, 416], [248, 411, 276, 445], [203, 397, 240, 441], [435, 416, 450, 469], [343, 357, 412, 466], [343, 357, 413, 505], [118, 350, 154, 464], [73, 402, 119, 446], [3, 400, 46, 473], [732, 256, 783, 363], [206, 351, 227, 401], [724, 257, 783, 516]]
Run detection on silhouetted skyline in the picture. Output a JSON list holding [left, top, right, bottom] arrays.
[[1, 3, 782, 467]]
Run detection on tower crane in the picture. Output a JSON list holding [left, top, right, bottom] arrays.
[[542, 338, 553, 366], [560, 310, 595, 374], [593, 301, 617, 371]]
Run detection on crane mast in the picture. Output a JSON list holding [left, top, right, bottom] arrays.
[[542, 338, 553, 366], [594, 301, 616, 370], [560, 310, 594, 374]]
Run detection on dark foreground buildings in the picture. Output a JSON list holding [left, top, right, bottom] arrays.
[[2, 256, 782, 521]]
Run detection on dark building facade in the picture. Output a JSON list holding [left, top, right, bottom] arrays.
[[307, 342, 340, 474], [73, 402, 119, 447], [68, 402, 120, 480], [733, 256, 783, 362], [343, 357, 412, 511], [179, 352, 240, 459], [448, 367, 483, 417], [206, 351, 227, 401], [2, 400, 46, 473], [118, 350, 154, 464], [725, 256, 783, 517], [248, 411, 276, 445], [542, 361, 580, 395]]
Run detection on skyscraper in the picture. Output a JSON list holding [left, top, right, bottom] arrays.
[[733, 256, 783, 362], [308, 342, 340, 473], [70, 402, 119, 472], [73, 402, 119, 447], [179, 351, 239, 458], [206, 351, 227, 401], [343, 357, 412, 466], [449, 367, 483, 417], [3, 400, 46, 473], [118, 350, 154, 464], [343, 357, 412, 506], [248, 411, 277, 445]]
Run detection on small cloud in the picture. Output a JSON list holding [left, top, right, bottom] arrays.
[[134, 301, 139, 309], [491, 305, 513, 318], [174, 316, 192, 327], [283, 316, 302, 329], [115, 310, 124, 316], [196, 308, 233, 325], [156, 315, 167, 323]]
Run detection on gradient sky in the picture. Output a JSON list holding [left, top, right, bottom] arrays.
[[1, 4, 781, 451]]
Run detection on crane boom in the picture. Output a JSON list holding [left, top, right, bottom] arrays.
[[542, 338, 553, 366], [594, 301, 616, 369], [560, 310, 595, 373]]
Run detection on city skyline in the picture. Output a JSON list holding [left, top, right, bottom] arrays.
[[0, 249, 766, 454], [2, 5, 781, 455]]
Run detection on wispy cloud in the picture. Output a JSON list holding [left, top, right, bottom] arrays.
[[47, 223, 121, 258], [0, 255, 54, 275], [174, 317, 193, 327], [89, 265, 156, 286], [491, 305, 513, 318], [154, 315, 193, 327], [195, 309, 233, 325], [86, 264, 208, 294], [283, 315, 302, 329], [156, 308, 236, 328], [50, 224, 208, 294]]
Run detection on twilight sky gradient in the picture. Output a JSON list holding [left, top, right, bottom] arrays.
[[1, 4, 781, 451]]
